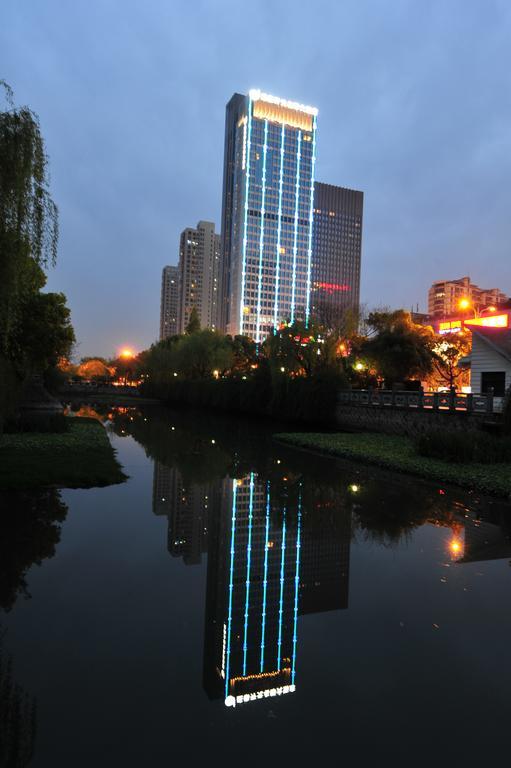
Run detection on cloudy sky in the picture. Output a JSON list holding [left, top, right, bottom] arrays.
[[2, 0, 510, 357]]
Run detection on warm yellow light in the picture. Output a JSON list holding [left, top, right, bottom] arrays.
[[458, 298, 470, 310], [449, 537, 463, 559], [487, 305, 496, 312], [355, 362, 364, 371], [349, 484, 360, 493], [120, 348, 134, 359]]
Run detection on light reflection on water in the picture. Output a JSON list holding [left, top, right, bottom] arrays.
[[1, 404, 511, 765]]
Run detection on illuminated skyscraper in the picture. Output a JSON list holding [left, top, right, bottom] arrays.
[[177, 220, 221, 333], [159, 265, 179, 340], [220, 90, 318, 341], [311, 182, 363, 328]]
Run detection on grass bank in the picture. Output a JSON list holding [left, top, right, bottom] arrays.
[[274, 432, 511, 499], [0, 417, 127, 490]]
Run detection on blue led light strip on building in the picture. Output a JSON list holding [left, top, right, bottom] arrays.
[[239, 97, 253, 337], [290, 130, 302, 325], [255, 120, 268, 344], [273, 123, 285, 332], [242, 473, 255, 677], [260, 481, 271, 672], [291, 485, 302, 685], [305, 116, 317, 326], [224, 481, 238, 698], [276, 506, 287, 669]]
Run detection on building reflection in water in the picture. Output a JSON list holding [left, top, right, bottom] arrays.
[[152, 460, 352, 707], [150, 444, 511, 712], [152, 462, 215, 566]]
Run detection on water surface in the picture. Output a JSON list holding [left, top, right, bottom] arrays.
[[2, 405, 511, 766]]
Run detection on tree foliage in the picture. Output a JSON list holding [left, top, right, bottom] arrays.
[[0, 81, 59, 360], [359, 310, 437, 385]]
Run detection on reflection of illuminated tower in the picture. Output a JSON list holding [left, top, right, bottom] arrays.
[[151, 461, 211, 566], [204, 474, 301, 707]]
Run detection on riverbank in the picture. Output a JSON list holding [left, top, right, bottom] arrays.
[[274, 432, 511, 498], [0, 417, 127, 489]]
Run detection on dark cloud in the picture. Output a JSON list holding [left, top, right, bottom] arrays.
[[2, 0, 510, 356]]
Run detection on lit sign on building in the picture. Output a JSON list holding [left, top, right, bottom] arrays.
[[437, 313, 510, 334], [464, 314, 509, 329]]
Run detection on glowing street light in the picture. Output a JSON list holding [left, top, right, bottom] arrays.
[[120, 347, 135, 359]]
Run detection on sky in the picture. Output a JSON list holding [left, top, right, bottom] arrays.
[[2, 0, 511, 358]]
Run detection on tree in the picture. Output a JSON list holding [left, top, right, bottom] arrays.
[[185, 306, 200, 335], [0, 81, 59, 362], [17, 291, 75, 371], [174, 330, 233, 378], [429, 332, 471, 390], [360, 310, 437, 386]]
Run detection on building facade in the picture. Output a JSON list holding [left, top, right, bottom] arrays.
[[311, 182, 363, 328], [159, 265, 179, 340], [177, 220, 221, 333], [428, 276, 508, 318], [220, 90, 318, 341]]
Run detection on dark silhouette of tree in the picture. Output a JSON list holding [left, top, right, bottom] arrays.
[[185, 307, 200, 335], [0, 633, 36, 768], [0, 490, 67, 612]]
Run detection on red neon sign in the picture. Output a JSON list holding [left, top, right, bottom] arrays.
[[316, 282, 350, 294]]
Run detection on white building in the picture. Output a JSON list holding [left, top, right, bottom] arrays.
[[470, 327, 511, 398]]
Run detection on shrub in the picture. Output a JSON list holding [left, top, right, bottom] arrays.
[[416, 428, 511, 464]]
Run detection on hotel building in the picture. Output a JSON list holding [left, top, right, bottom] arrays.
[[220, 90, 318, 341]]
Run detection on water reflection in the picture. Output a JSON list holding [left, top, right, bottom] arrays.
[[107, 404, 511, 711]]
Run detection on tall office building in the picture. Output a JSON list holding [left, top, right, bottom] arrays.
[[311, 182, 363, 328], [177, 220, 221, 333], [159, 265, 179, 340], [220, 90, 318, 341], [428, 276, 509, 317]]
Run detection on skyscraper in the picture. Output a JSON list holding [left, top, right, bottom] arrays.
[[220, 90, 318, 341], [177, 220, 221, 333], [159, 265, 179, 340], [311, 182, 363, 328]]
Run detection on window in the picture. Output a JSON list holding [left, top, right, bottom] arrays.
[[481, 371, 506, 397]]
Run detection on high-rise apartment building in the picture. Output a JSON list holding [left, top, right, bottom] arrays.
[[428, 276, 508, 317], [311, 182, 363, 328], [177, 220, 221, 333], [159, 265, 179, 340], [220, 90, 318, 341]]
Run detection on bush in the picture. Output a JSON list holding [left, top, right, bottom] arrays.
[[4, 412, 69, 434], [416, 428, 511, 464]]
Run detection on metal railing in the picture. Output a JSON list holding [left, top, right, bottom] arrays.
[[338, 389, 497, 414]]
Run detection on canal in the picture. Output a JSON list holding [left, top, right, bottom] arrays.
[[2, 405, 511, 765]]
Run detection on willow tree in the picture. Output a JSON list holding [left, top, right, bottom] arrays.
[[0, 80, 59, 362]]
